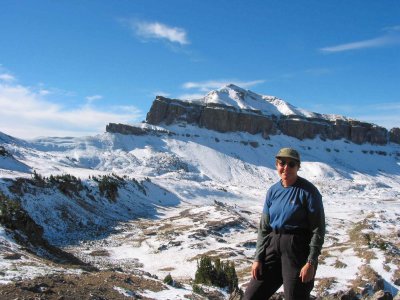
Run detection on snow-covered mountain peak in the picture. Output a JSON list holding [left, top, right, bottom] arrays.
[[187, 84, 348, 121]]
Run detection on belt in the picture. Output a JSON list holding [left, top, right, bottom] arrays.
[[271, 228, 310, 235]]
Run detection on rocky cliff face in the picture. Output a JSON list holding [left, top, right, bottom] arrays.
[[145, 96, 399, 145]]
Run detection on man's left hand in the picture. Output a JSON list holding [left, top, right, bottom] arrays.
[[299, 262, 315, 283]]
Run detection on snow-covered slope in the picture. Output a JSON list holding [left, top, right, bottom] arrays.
[[187, 84, 349, 121], [0, 123, 399, 297]]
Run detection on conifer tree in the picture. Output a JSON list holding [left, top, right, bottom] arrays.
[[193, 255, 238, 293]]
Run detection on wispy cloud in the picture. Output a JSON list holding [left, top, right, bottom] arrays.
[[86, 95, 103, 101], [320, 26, 400, 53], [0, 73, 16, 82], [178, 93, 206, 100], [85, 94, 103, 105], [178, 79, 265, 100], [127, 19, 189, 45], [0, 82, 142, 139], [183, 79, 265, 92]]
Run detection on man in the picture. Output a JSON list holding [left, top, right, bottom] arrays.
[[243, 148, 325, 300]]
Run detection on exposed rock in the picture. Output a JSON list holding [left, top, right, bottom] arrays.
[[394, 276, 400, 286], [228, 288, 243, 300], [338, 289, 358, 300], [106, 123, 149, 135], [3, 253, 22, 260], [249, 141, 259, 148], [278, 117, 329, 140], [373, 290, 394, 300], [349, 120, 388, 145], [319, 288, 358, 300], [394, 291, 400, 300], [145, 96, 395, 145]]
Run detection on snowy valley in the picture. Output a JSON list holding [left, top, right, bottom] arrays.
[[0, 85, 399, 299]]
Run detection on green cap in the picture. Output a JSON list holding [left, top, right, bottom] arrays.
[[275, 147, 300, 162]]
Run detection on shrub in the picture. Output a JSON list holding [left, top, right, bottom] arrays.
[[96, 175, 121, 202], [132, 178, 147, 195], [0, 146, 9, 156], [163, 274, 173, 286], [194, 255, 238, 293], [49, 174, 83, 196], [0, 192, 23, 228], [192, 284, 206, 295], [32, 170, 46, 187]]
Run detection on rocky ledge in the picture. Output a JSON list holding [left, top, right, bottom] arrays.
[[145, 96, 400, 145]]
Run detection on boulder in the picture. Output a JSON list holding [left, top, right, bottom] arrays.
[[373, 290, 393, 300]]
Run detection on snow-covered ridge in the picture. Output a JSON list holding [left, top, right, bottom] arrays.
[[186, 84, 349, 121]]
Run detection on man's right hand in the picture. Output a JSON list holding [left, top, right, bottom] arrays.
[[251, 261, 263, 280]]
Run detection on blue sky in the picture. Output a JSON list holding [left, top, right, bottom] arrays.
[[1, 0, 399, 139]]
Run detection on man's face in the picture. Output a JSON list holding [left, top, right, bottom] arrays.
[[276, 158, 299, 182]]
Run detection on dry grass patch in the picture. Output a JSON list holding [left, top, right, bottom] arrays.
[[315, 277, 337, 297], [392, 267, 400, 284], [159, 267, 175, 272], [354, 248, 376, 263], [348, 220, 371, 247], [318, 249, 334, 264], [333, 259, 347, 269], [351, 265, 383, 293], [236, 264, 252, 281], [89, 249, 110, 257]]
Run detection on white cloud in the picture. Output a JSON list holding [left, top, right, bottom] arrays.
[[0, 73, 16, 82], [178, 93, 205, 100], [131, 20, 189, 45], [320, 26, 400, 53], [182, 79, 265, 92], [86, 95, 103, 102], [0, 83, 142, 139], [39, 89, 51, 96]]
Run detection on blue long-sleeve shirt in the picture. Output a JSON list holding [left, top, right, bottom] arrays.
[[254, 176, 325, 262]]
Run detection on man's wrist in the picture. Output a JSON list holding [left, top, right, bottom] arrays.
[[307, 259, 316, 267]]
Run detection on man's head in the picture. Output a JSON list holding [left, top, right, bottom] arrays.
[[275, 147, 300, 163], [275, 148, 300, 186]]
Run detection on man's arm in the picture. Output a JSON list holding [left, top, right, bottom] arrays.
[[254, 210, 272, 262], [307, 190, 325, 262]]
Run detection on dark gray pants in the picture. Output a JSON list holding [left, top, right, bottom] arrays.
[[243, 232, 315, 300]]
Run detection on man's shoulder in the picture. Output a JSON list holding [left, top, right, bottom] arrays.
[[269, 180, 283, 191], [296, 177, 320, 194]]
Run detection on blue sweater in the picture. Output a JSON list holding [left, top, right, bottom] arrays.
[[254, 177, 325, 262]]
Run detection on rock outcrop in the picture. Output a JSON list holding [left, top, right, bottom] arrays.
[[106, 123, 150, 135], [145, 96, 397, 145]]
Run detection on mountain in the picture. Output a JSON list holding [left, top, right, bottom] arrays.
[[0, 85, 400, 299], [144, 84, 400, 145]]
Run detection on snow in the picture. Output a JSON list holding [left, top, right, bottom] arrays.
[[186, 84, 352, 122], [0, 118, 399, 296]]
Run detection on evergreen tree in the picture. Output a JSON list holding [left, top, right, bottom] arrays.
[[193, 255, 239, 293], [163, 274, 173, 286]]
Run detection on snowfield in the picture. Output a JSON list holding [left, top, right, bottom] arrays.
[[0, 122, 399, 298]]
